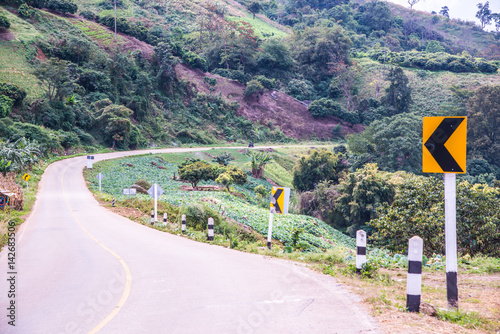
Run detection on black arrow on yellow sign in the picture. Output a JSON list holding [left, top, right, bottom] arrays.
[[272, 188, 283, 214], [424, 118, 465, 173]]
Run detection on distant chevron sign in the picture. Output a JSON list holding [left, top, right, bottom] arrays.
[[423, 117, 467, 173]]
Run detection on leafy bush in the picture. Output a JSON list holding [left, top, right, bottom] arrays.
[[134, 179, 151, 190], [18, 4, 36, 19], [292, 149, 347, 191], [212, 152, 233, 166], [0, 96, 13, 118], [253, 75, 275, 89], [286, 79, 317, 101], [244, 80, 265, 97], [182, 50, 208, 72], [79, 10, 96, 21], [308, 98, 344, 118], [0, 11, 10, 29], [182, 203, 223, 232], [203, 76, 217, 88], [45, 0, 78, 14]]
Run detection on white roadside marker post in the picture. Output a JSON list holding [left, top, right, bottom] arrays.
[[207, 217, 214, 241], [182, 214, 186, 233], [356, 230, 367, 275], [162, 213, 167, 227], [444, 173, 458, 308], [407, 236, 423, 312], [150, 210, 154, 226]]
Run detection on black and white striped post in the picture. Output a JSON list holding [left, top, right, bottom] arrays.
[[356, 230, 367, 275], [150, 210, 155, 226], [267, 207, 276, 249], [162, 213, 167, 227], [112, 198, 115, 207], [181, 214, 186, 233], [207, 217, 214, 241], [445, 173, 459, 308], [407, 236, 423, 312]]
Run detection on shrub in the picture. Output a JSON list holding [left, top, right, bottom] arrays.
[[0, 11, 10, 29], [134, 179, 151, 190], [212, 68, 251, 84], [253, 75, 275, 89], [59, 131, 80, 148], [0, 96, 13, 118], [18, 4, 36, 19], [45, 0, 78, 14], [308, 98, 344, 118], [80, 10, 96, 20], [0, 83, 27, 106], [292, 149, 347, 191], [215, 172, 233, 191], [182, 50, 208, 72], [244, 80, 265, 97], [182, 203, 223, 232], [203, 76, 217, 87]]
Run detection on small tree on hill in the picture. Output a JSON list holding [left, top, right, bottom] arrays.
[[178, 161, 216, 189], [476, 2, 492, 30], [250, 151, 272, 179], [407, 0, 420, 9], [248, 1, 262, 19], [381, 67, 412, 115], [439, 6, 450, 18]]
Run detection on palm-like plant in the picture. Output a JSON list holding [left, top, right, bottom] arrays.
[[250, 151, 272, 179], [0, 137, 43, 172]]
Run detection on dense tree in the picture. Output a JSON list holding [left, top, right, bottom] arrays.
[[381, 67, 412, 114], [290, 25, 352, 84], [34, 58, 78, 101], [335, 163, 396, 235], [439, 6, 449, 18], [347, 113, 422, 173], [467, 85, 500, 167], [248, 1, 262, 19], [355, 1, 393, 33], [292, 149, 347, 191], [178, 161, 216, 189]]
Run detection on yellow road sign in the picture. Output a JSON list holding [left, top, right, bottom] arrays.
[[22, 173, 31, 181], [423, 117, 467, 173], [270, 187, 290, 215]]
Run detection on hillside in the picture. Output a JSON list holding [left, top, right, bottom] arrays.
[[1, 0, 500, 179]]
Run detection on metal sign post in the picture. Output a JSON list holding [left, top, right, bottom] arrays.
[[423, 116, 466, 309], [148, 183, 164, 223], [267, 187, 290, 249]]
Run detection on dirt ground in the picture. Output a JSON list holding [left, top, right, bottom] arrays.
[[175, 63, 362, 140], [0, 27, 15, 41], [336, 268, 500, 334]]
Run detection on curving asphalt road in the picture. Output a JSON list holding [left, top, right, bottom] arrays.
[[0, 148, 380, 334]]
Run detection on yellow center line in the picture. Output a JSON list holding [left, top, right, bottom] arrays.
[[62, 163, 132, 334]]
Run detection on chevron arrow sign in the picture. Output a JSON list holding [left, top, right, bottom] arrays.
[[423, 117, 467, 174]]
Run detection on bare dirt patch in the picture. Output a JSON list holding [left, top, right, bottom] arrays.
[[175, 64, 360, 140], [0, 27, 15, 41]]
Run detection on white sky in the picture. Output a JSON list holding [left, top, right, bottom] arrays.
[[385, 0, 500, 30]]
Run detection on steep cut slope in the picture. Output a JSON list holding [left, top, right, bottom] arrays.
[[175, 64, 358, 139]]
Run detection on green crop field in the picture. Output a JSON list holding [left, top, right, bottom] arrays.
[[86, 151, 356, 250]]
